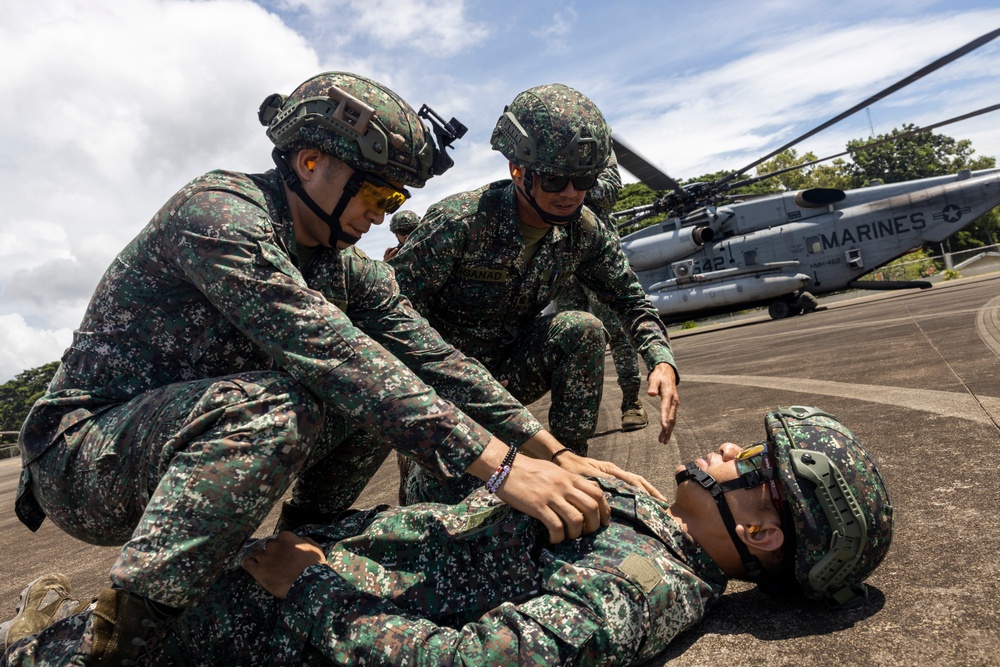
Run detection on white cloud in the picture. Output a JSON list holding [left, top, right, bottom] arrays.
[[0, 0, 325, 381], [0, 314, 73, 383], [602, 10, 1000, 180], [530, 7, 578, 52], [270, 0, 489, 56]]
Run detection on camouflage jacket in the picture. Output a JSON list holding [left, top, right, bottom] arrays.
[[18, 171, 543, 513], [389, 180, 676, 372], [269, 478, 727, 665]]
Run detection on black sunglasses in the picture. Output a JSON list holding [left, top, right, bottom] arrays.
[[535, 171, 599, 193]]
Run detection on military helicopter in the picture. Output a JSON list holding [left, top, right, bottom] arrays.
[[613, 28, 1000, 321]]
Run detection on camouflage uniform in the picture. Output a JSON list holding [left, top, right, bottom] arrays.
[[3, 478, 727, 666], [391, 181, 675, 503], [553, 152, 644, 415], [14, 169, 544, 610]]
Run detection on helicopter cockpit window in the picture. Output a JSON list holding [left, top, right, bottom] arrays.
[[805, 236, 822, 254], [743, 250, 758, 265]]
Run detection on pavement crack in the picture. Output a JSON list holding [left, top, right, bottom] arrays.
[[908, 303, 1000, 434]]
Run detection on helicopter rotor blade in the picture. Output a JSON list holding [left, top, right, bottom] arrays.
[[727, 102, 1000, 190], [611, 135, 687, 192], [716, 26, 1000, 187]]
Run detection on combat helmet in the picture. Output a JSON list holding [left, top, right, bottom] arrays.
[[675, 405, 892, 608], [491, 84, 611, 177], [389, 210, 421, 235], [490, 84, 612, 224], [260, 72, 437, 188], [258, 72, 465, 245], [765, 406, 893, 607]]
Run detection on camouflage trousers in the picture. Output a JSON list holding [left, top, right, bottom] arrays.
[[4, 481, 705, 666], [405, 310, 606, 504], [23, 370, 386, 609], [553, 277, 643, 410]]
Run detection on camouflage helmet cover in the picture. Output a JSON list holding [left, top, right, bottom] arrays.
[[490, 83, 612, 177], [766, 406, 893, 607], [389, 210, 421, 234], [259, 72, 434, 187]]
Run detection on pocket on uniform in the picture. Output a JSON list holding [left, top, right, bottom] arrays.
[[517, 595, 601, 652]]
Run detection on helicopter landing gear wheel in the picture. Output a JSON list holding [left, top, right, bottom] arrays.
[[768, 301, 791, 319]]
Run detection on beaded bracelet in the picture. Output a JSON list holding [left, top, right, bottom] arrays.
[[486, 444, 518, 493]]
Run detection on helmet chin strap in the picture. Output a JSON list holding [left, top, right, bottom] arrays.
[[675, 462, 774, 579], [515, 171, 583, 226], [272, 149, 363, 247]]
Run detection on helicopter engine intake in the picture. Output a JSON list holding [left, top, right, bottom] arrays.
[[621, 224, 715, 271]]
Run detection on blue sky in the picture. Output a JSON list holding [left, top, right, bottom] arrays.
[[1, 0, 999, 382]]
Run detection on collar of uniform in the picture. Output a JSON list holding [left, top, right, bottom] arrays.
[[257, 169, 300, 263]]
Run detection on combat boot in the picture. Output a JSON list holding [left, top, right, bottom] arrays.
[[274, 500, 340, 533], [621, 400, 649, 432], [88, 587, 176, 666], [0, 573, 90, 649]]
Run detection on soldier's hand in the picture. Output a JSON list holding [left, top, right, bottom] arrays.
[[495, 455, 611, 543], [648, 362, 679, 445], [383, 246, 400, 261], [553, 452, 667, 501], [242, 531, 327, 600]]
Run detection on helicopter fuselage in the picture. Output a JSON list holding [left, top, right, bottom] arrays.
[[622, 168, 1000, 320]]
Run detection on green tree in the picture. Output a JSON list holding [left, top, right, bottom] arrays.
[[683, 150, 853, 196], [847, 124, 994, 184], [0, 362, 59, 434]]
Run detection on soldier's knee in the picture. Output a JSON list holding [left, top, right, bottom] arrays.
[[217, 372, 325, 450], [553, 311, 604, 345]]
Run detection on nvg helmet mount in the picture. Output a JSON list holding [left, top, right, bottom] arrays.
[[676, 406, 893, 609], [258, 72, 465, 245], [490, 83, 612, 225]]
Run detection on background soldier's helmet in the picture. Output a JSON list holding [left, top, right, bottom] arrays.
[[389, 210, 421, 234], [766, 406, 894, 607], [490, 83, 612, 177], [258, 72, 436, 188]]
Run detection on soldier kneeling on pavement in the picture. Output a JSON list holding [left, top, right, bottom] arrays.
[[3, 406, 893, 667], [390, 83, 681, 507]]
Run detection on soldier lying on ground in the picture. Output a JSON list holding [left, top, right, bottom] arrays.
[[10, 72, 652, 665], [3, 407, 893, 666]]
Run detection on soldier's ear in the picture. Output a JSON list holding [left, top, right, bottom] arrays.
[[295, 149, 324, 180], [510, 163, 523, 180], [737, 521, 784, 554]]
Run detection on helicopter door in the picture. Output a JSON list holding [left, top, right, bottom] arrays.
[[845, 248, 864, 269]]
